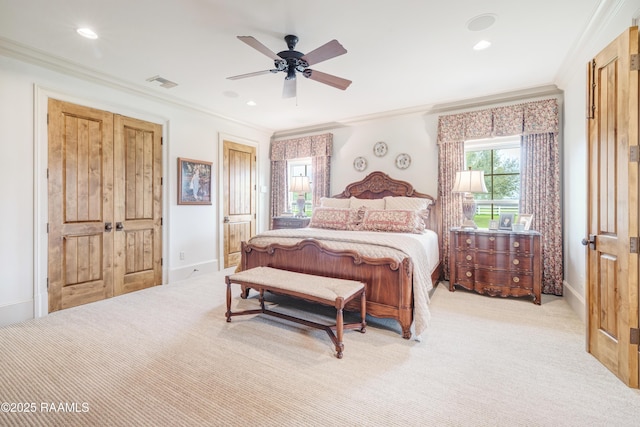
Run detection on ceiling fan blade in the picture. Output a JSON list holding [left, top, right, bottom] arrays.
[[227, 69, 276, 80], [301, 39, 347, 66], [237, 36, 280, 60], [303, 69, 352, 90], [282, 77, 296, 98]]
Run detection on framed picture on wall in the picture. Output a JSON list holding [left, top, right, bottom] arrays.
[[178, 157, 212, 205]]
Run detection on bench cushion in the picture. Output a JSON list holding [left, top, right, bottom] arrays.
[[228, 267, 364, 301]]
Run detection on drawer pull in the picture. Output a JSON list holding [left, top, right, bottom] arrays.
[[466, 238, 472, 244], [512, 276, 520, 283], [466, 271, 472, 278], [489, 236, 495, 241], [466, 255, 472, 261], [513, 242, 520, 248], [513, 259, 520, 265]]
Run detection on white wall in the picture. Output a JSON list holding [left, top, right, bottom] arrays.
[[0, 54, 272, 327], [274, 111, 441, 198]]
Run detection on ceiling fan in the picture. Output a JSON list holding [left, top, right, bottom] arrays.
[[227, 34, 352, 98]]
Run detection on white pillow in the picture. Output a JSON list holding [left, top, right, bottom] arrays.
[[349, 197, 385, 210], [384, 196, 432, 211], [320, 197, 350, 208]]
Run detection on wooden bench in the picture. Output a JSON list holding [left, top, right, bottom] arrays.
[[225, 266, 367, 358]]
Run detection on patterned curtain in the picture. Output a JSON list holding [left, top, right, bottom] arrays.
[[270, 133, 333, 227], [521, 133, 562, 295], [437, 99, 562, 294]]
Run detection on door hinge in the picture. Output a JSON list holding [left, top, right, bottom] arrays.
[[630, 146, 640, 162], [161, 257, 163, 266], [46, 278, 49, 289], [46, 168, 49, 179], [47, 113, 49, 125], [161, 177, 163, 185], [631, 53, 640, 71], [161, 137, 163, 145], [631, 328, 640, 345], [631, 237, 639, 254], [161, 217, 163, 226], [46, 223, 49, 233]]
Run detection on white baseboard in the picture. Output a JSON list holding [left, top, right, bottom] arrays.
[[562, 280, 585, 323], [168, 260, 218, 283], [0, 300, 34, 327]]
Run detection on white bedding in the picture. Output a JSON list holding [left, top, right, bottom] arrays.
[[247, 227, 439, 338]]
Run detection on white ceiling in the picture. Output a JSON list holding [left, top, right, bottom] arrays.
[[0, 0, 603, 133]]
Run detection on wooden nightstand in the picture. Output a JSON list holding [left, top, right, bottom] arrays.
[[449, 228, 542, 304], [272, 216, 311, 229]]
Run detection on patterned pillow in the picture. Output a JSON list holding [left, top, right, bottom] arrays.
[[319, 197, 350, 208], [310, 207, 357, 230], [361, 209, 426, 234], [349, 197, 385, 210]]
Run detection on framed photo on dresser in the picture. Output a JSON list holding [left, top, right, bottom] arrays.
[[498, 213, 514, 230]]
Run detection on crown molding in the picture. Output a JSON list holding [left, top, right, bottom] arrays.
[[0, 36, 273, 134]]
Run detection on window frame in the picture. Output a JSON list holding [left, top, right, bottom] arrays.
[[464, 136, 521, 221]]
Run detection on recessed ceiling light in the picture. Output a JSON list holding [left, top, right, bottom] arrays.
[[76, 28, 98, 39], [467, 14, 497, 31], [246, 100, 257, 106], [473, 40, 491, 51]]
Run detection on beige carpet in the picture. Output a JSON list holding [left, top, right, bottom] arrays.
[[1, 269, 639, 427]]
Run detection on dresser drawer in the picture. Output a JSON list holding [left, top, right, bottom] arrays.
[[474, 268, 533, 290], [272, 216, 310, 229], [475, 251, 533, 270]]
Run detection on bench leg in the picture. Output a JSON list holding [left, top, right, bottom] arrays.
[[336, 306, 344, 359], [360, 289, 367, 333], [225, 278, 232, 322]]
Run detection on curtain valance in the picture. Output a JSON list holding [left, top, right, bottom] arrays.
[[437, 98, 558, 143], [270, 133, 333, 160]]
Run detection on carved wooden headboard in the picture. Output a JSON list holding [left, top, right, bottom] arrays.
[[332, 171, 442, 244]]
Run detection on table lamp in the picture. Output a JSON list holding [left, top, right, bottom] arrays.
[[452, 168, 488, 229], [289, 175, 311, 217]]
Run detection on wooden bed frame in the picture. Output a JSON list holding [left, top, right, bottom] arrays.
[[239, 171, 442, 339]]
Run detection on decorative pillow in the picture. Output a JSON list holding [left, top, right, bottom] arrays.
[[349, 197, 384, 210], [319, 197, 351, 208], [361, 209, 426, 234], [383, 196, 432, 211], [310, 207, 357, 230]]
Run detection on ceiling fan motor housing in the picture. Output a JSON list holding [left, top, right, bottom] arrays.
[[277, 35, 308, 79]]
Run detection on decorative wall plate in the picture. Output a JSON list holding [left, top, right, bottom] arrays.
[[353, 156, 368, 171], [395, 153, 411, 169], [373, 141, 388, 157]]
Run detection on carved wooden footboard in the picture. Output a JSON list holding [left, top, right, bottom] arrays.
[[240, 239, 415, 339]]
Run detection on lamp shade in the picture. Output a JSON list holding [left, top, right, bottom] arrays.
[[289, 175, 311, 193], [452, 169, 488, 193]]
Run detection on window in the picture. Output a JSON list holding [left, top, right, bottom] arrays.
[[464, 137, 520, 228], [287, 158, 312, 215]]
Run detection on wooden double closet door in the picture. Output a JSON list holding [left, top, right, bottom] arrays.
[[47, 99, 163, 312]]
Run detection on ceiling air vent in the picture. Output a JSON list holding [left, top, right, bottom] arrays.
[[146, 75, 178, 89]]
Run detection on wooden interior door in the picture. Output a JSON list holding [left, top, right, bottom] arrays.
[[586, 26, 639, 388], [48, 100, 163, 311], [48, 99, 114, 311], [113, 115, 163, 295], [223, 140, 256, 268]]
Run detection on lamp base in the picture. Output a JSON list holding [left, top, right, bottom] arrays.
[[460, 193, 477, 229], [459, 219, 478, 229], [295, 195, 306, 217]]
